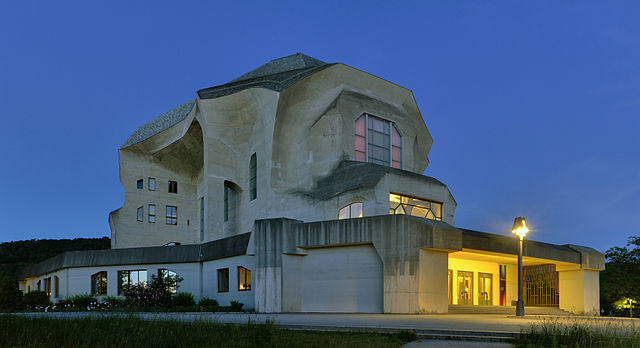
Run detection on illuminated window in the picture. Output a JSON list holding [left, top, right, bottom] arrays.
[[148, 177, 155, 191], [217, 268, 229, 292], [166, 205, 177, 225], [168, 180, 178, 194], [148, 204, 155, 223], [238, 266, 251, 291], [91, 271, 108, 296], [355, 114, 402, 168], [118, 270, 147, 295], [137, 206, 143, 222], [137, 179, 143, 189], [389, 193, 442, 221], [338, 202, 363, 220], [250, 153, 257, 200], [43, 277, 51, 297]]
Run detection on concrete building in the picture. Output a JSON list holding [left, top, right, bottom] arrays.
[[20, 54, 604, 315]]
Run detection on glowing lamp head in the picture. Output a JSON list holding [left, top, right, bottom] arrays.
[[512, 217, 529, 240]]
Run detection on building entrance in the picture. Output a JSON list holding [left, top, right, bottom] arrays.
[[478, 273, 492, 305], [457, 271, 473, 305]]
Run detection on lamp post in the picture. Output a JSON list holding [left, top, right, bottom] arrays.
[[512, 217, 529, 317]]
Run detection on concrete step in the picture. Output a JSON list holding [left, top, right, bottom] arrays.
[[448, 304, 571, 316]]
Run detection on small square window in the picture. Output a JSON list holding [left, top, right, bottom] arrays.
[[168, 181, 178, 194], [137, 206, 143, 222], [148, 204, 156, 223], [149, 178, 155, 191], [217, 268, 229, 292], [137, 179, 143, 189]]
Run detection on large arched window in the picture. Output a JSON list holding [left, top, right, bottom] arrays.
[[355, 114, 402, 168], [338, 202, 363, 220]]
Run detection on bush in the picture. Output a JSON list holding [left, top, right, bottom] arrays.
[[65, 294, 97, 310], [198, 297, 218, 308], [0, 275, 24, 311], [123, 284, 159, 307], [172, 292, 195, 307], [102, 296, 126, 310], [23, 291, 51, 310], [229, 300, 244, 311]]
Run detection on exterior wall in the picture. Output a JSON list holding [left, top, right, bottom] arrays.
[[559, 269, 600, 315], [23, 255, 255, 310], [254, 215, 463, 313], [418, 250, 448, 313]]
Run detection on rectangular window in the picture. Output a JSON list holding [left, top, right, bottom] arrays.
[[148, 177, 155, 191], [137, 178, 143, 189], [137, 206, 143, 222], [148, 204, 156, 223], [118, 270, 147, 295], [238, 267, 251, 291], [37, 280, 41, 291], [250, 153, 257, 200], [389, 193, 442, 221], [355, 114, 401, 168], [168, 180, 178, 194], [158, 269, 178, 294], [91, 271, 108, 296], [54, 276, 59, 298], [224, 185, 236, 222], [44, 277, 51, 297], [217, 268, 229, 292], [166, 205, 177, 225], [199, 197, 204, 241]]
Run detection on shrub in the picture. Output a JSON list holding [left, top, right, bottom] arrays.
[[198, 297, 218, 308], [66, 294, 97, 310], [123, 284, 159, 307], [0, 275, 24, 311], [229, 300, 244, 312], [23, 291, 51, 310], [102, 296, 126, 310], [172, 292, 195, 307]]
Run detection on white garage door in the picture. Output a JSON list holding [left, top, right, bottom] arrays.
[[300, 244, 383, 313]]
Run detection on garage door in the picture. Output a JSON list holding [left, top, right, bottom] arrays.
[[300, 244, 383, 313]]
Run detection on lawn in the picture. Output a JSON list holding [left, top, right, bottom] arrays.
[[0, 314, 416, 347], [515, 317, 640, 348]]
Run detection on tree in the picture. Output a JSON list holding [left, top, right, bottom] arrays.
[[600, 236, 640, 317]]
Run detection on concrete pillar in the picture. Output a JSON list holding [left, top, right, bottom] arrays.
[[559, 269, 600, 315], [418, 249, 449, 313]]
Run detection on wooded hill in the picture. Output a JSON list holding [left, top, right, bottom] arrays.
[[0, 237, 110, 279]]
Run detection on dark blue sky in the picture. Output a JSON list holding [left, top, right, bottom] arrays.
[[1, 2, 638, 253]]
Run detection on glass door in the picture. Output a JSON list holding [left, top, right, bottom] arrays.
[[478, 273, 492, 306], [448, 270, 453, 304], [457, 271, 473, 305]]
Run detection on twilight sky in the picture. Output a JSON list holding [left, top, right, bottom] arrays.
[[1, 1, 639, 253]]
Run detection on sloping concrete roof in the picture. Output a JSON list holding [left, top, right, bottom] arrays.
[[121, 99, 196, 149], [306, 160, 447, 200], [230, 53, 327, 83], [122, 54, 332, 149], [20, 232, 251, 280]]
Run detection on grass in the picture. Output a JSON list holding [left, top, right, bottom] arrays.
[[0, 314, 416, 347], [515, 317, 640, 348]]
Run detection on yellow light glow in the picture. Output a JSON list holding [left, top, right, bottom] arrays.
[[512, 217, 529, 240]]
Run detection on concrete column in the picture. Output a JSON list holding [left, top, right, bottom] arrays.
[[559, 269, 600, 315], [418, 249, 448, 313]]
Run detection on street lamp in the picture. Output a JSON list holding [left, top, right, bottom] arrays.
[[512, 217, 529, 317]]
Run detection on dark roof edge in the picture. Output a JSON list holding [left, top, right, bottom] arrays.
[[19, 233, 251, 280]]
